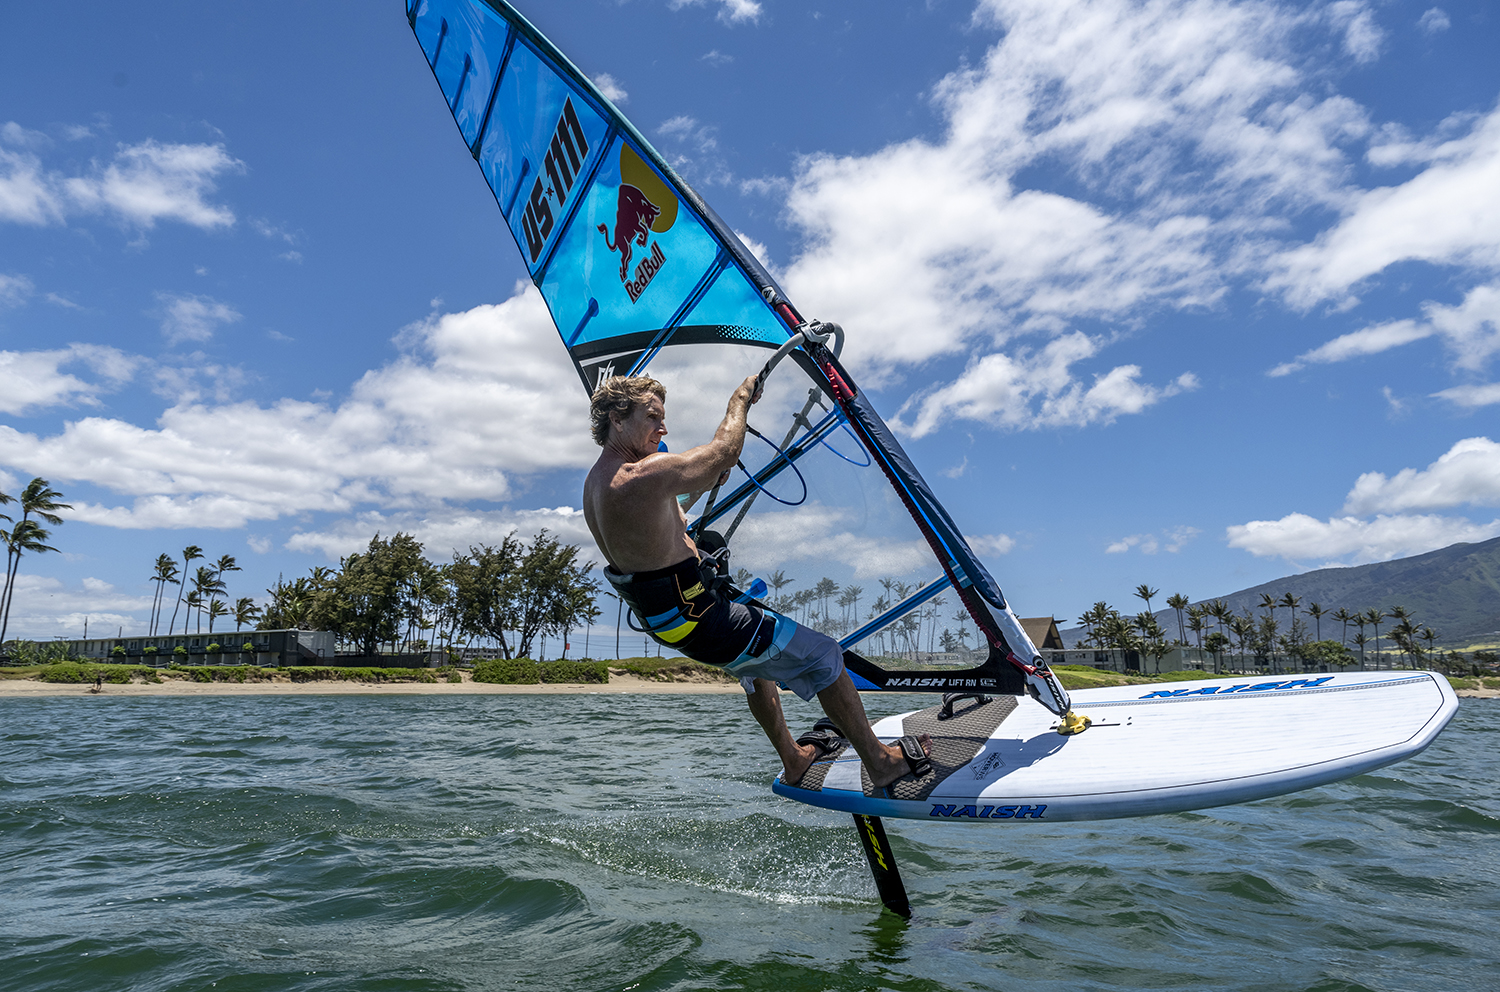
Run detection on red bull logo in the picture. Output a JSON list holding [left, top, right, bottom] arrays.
[[597, 185, 660, 282], [598, 144, 676, 303]]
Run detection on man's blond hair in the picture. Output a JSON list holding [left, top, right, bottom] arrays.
[[590, 375, 667, 446]]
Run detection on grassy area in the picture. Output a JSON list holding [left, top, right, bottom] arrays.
[[471, 658, 609, 685], [1447, 676, 1500, 691], [608, 656, 740, 683]]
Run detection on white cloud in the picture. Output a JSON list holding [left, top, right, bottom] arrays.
[[1433, 382, 1500, 408], [1226, 512, 1500, 564], [1105, 525, 1199, 555], [1327, 1, 1382, 63], [730, 504, 934, 579], [283, 506, 597, 561], [0, 272, 33, 307], [774, 0, 1401, 432], [592, 73, 628, 105], [1228, 437, 1500, 563], [1269, 105, 1500, 308], [1269, 282, 1500, 376], [895, 332, 1197, 435], [2, 572, 151, 641], [155, 292, 242, 344], [969, 533, 1017, 556], [0, 128, 239, 231], [0, 344, 140, 415], [668, 0, 762, 25], [1417, 8, 1450, 34], [1343, 437, 1500, 514], [0, 287, 595, 533]]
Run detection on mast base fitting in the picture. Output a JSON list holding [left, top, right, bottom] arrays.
[[1055, 710, 1092, 736]]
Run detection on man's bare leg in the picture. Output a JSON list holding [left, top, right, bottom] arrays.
[[746, 673, 929, 789]]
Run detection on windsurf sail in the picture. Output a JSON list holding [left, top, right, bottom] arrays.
[[406, 0, 1078, 720]]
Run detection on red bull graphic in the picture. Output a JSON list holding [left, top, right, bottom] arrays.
[[598, 144, 677, 303], [597, 184, 660, 282]]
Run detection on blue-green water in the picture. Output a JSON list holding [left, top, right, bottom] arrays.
[[2, 692, 1496, 992]]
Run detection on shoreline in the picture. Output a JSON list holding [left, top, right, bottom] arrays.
[[0, 670, 744, 697], [1, 673, 1495, 699]]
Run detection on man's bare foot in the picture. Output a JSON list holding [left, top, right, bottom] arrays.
[[781, 742, 821, 786], [866, 734, 932, 790]]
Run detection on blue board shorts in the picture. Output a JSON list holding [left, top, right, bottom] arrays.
[[604, 557, 845, 701]]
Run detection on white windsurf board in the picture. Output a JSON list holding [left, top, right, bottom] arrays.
[[772, 671, 1458, 822]]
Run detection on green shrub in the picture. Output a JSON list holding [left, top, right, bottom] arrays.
[[471, 658, 541, 684], [37, 663, 144, 684], [284, 665, 440, 683], [446, 672, 462, 683], [169, 664, 269, 683], [173, 646, 188, 659], [206, 642, 221, 654], [143, 645, 158, 657], [242, 642, 255, 653], [111, 645, 127, 658], [538, 659, 609, 684]]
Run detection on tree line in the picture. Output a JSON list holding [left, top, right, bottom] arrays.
[[147, 547, 260, 636], [1076, 583, 1491, 674], [258, 530, 599, 659]]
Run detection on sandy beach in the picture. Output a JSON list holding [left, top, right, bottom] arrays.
[[2, 672, 1494, 698], [0, 669, 745, 697]]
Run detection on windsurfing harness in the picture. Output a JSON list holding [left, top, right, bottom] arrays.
[[605, 555, 792, 669]]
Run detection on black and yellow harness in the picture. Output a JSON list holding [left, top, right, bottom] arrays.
[[604, 550, 782, 665]]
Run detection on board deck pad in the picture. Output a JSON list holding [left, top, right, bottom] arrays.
[[773, 671, 1459, 822], [858, 694, 1018, 800], [793, 742, 848, 792]]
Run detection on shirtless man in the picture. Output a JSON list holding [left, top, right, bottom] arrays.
[[582, 374, 930, 790]]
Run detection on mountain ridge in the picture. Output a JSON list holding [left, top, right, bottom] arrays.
[[1061, 536, 1500, 647]]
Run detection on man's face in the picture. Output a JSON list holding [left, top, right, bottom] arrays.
[[612, 395, 667, 458]]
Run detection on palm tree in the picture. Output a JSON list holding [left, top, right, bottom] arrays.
[[207, 598, 229, 634], [192, 566, 228, 633], [1258, 594, 1278, 672], [1186, 606, 1207, 649], [184, 590, 203, 634], [149, 554, 181, 636], [233, 596, 261, 630], [1134, 584, 1160, 616], [1353, 631, 1368, 668], [213, 554, 241, 595], [1365, 609, 1386, 669], [0, 478, 71, 646], [1420, 626, 1438, 668], [1306, 601, 1325, 643], [1166, 593, 1190, 644], [0, 520, 59, 645], [1279, 593, 1302, 662], [169, 545, 204, 635], [1331, 607, 1352, 645]]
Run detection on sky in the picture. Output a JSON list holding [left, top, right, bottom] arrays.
[[2, 0, 1499, 646]]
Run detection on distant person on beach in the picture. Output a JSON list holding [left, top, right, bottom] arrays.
[[582, 374, 930, 789]]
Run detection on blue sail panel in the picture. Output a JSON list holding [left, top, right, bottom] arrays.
[[410, 0, 512, 149], [408, 0, 793, 395]]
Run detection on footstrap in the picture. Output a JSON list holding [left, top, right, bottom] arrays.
[[896, 735, 932, 778]]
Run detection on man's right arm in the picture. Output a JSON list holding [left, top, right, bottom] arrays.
[[617, 376, 760, 500]]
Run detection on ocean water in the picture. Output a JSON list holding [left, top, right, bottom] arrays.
[[1, 691, 1495, 992]]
